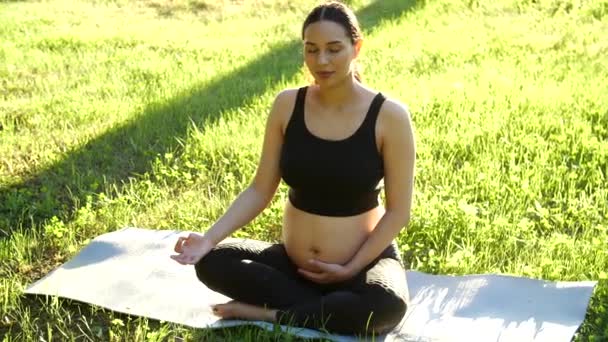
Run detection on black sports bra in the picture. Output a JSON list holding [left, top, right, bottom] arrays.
[[279, 87, 385, 216]]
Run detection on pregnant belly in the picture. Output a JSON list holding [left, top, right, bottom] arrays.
[[281, 201, 384, 272]]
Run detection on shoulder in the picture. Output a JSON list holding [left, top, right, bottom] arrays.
[[270, 87, 302, 118], [356, 84, 412, 128], [375, 94, 416, 155], [377, 96, 414, 135], [265, 87, 303, 132], [273, 87, 300, 109]]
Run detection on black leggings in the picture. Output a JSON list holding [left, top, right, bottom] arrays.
[[194, 239, 408, 335]]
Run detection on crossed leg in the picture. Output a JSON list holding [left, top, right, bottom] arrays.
[[194, 239, 408, 335]]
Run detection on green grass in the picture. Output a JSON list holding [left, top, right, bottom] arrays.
[[1, 0, 607, 340]]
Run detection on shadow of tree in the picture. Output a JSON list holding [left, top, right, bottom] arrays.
[[0, 0, 419, 239], [407, 271, 597, 340]]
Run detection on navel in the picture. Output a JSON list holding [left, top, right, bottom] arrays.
[[309, 246, 320, 255]]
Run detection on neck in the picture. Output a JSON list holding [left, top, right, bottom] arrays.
[[316, 74, 358, 107]]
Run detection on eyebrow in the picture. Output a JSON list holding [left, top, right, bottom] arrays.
[[304, 41, 343, 46]]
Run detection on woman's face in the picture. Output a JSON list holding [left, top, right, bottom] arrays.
[[303, 20, 360, 87]]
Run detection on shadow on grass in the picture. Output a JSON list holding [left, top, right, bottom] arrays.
[[0, 0, 419, 240]]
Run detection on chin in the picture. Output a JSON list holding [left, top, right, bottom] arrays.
[[311, 71, 344, 86], [316, 78, 344, 88]]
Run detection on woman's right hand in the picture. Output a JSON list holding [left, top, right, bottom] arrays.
[[170, 232, 215, 265]]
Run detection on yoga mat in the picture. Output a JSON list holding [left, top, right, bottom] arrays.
[[25, 228, 596, 341]]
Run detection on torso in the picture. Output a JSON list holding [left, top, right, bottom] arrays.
[[279, 84, 386, 272], [282, 202, 385, 272]]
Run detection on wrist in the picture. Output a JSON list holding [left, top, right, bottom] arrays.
[[201, 226, 223, 246], [201, 234, 218, 248], [345, 260, 361, 277]]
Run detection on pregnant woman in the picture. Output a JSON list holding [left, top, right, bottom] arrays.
[[171, 1, 416, 336]]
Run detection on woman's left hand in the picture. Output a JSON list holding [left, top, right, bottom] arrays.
[[298, 260, 356, 284]]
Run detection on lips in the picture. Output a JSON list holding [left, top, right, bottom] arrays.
[[316, 71, 335, 79]]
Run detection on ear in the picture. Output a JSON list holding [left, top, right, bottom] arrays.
[[353, 39, 363, 58]]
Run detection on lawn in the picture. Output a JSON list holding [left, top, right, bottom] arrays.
[[1, 0, 607, 340]]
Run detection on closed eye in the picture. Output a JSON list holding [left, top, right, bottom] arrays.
[[306, 48, 341, 54]]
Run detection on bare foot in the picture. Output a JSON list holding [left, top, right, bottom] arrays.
[[212, 300, 277, 322]]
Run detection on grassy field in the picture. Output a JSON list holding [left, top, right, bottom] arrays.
[[1, 0, 607, 340]]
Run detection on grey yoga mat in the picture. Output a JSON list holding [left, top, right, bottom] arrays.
[[25, 227, 596, 341]]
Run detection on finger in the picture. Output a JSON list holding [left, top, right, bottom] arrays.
[[309, 259, 335, 272], [174, 237, 187, 253], [187, 232, 199, 244], [186, 255, 198, 264], [308, 259, 325, 269], [175, 254, 194, 265], [170, 254, 187, 265], [298, 268, 325, 280]]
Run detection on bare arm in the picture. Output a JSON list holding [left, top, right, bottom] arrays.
[[345, 100, 416, 274], [202, 91, 292, 245]]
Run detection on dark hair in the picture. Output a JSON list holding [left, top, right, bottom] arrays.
[[302, 1, 363, 82]]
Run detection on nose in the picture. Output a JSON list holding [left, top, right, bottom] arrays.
[[317, 51, 330, 65]]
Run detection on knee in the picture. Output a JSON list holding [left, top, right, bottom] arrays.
[[194, 250, 224, 287], [365, 287, 408, 334], [380, 291, 407, 322]]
